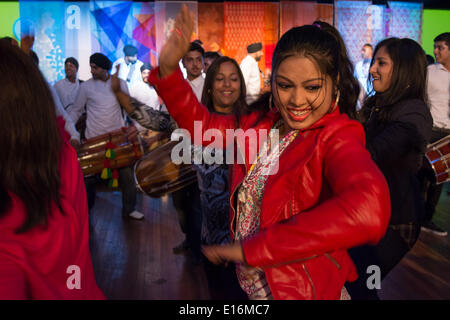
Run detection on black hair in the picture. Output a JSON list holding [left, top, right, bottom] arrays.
[[188, 41, 205, 57], [0, 42, 63, 233], [65, 57, 79, 70], [434, 32, 450, 48], [250, 22, 359, 120], [361, 38, 427, 123], [140, 62, 153, 72], [205, 51, 221, 60], [201, 56, 248, 126], [29, 50, 39, 66]]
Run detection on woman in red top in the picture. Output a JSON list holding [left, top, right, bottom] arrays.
[[0, 42, 104, 299], [150, 7, 391, 300]]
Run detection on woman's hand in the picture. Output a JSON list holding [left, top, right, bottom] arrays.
[[202, 243, 245, 265], [158, 5, 194, 78]]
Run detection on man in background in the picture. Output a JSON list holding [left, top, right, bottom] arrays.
[[240, 42, 263, 104], [112, 44, 144, 87], [420, 32, 450, 237], [354, 43, 373, 110]]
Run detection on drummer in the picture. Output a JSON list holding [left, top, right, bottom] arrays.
[[69, 53, 144, 221]]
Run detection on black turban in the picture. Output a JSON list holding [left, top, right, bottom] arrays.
[[89, 53, 112, 71], [247, 42, 262, 54], [123, 45, 138, 57], [140, 62, 152, 72]]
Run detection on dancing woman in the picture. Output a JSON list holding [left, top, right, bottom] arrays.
[[148, 7, 391, 300]]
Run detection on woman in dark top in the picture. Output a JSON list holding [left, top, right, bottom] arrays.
[[196, 56, 248, 300], [347, 38, 433, 299]]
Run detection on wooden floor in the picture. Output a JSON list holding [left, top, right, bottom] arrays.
[[89, 183, 450, 300]]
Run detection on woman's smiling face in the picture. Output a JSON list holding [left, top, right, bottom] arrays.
[[212, 61, 241, 114], [273, 55, 334, 132], [370, 45, 394, 93]]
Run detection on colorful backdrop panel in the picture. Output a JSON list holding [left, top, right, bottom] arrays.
[[198, 2, 224, 53], [280, 1, 333, 37], [388, 1, 423, 42], [422, 9, 450, 56], [12, 1, 433, 83], [224, 2, 278, 75], [335, 0, 389, 64], [19, 1, 66, 83], [0, 1, 20, 40]]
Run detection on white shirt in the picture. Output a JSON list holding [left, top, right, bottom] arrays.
[[112, 57, 144, 87], [354, 59, 372, 94], [53, 78, 80, 110], [48, 84, 80, 142], [129, 81, 160, 111], [129, 81, 161, 132], [187, 75, 205, 102], [69, 77, 128, 139], [427, 63, 450, 130], [240, 55, 261, 103]]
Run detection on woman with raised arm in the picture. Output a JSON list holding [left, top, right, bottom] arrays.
[[149, 7, 391, 300]]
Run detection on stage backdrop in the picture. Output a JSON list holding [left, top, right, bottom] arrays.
[[335, 0, 423, 65], [12, 1, 431, 83], [422, 9, 450, 56]]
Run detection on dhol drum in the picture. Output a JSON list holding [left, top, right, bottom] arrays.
[[134, 140, 197, 198], [425, 134, 450, 184], [78, 127, 169, 177]]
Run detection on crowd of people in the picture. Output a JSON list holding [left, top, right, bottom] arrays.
[[0, 5, 448, 300]]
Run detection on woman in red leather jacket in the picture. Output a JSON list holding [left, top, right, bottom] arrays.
[[150, 7, 391, 300]]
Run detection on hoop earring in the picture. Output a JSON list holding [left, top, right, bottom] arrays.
[[330, 90, 340, 113], [269, 94, 274, 111]]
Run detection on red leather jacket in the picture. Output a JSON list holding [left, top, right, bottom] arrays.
[[149, 68, 391, 300]]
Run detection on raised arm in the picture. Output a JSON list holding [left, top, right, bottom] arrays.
[[149, 5, 239, 146]]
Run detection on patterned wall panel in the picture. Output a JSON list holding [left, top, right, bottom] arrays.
[[335, 1, 389, 65], [19, 1, 66, 83], [224, 2, 265, 65], [388, 1, 423, 43], [198, 2, 225, 54]]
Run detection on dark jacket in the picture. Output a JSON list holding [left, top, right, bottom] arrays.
[[364, 99, 433, 225]]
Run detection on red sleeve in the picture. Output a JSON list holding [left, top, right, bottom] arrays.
[[149, 67, 239, 148], [0, 258, 27, 299], [243, 125, 391, 268]]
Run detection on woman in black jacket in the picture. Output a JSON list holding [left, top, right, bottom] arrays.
[[346, 38, 433, 299]]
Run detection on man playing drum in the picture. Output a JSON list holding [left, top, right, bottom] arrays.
[[69, 53, 144, 220]]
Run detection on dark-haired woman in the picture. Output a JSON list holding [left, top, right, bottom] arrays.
[[0, 42, 104, 299], [347, 38, 433, 300], [150, 7, 390, 300], [196, 56, 248, 300]]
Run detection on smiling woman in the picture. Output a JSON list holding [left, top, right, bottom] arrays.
[[273, 56, 334, 134], [348, 38, 433, 299], [369, 46, 393, 93], [149, 6, 391, 300], [197, 55, 249, 300], [202, 56, 248, 117]]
